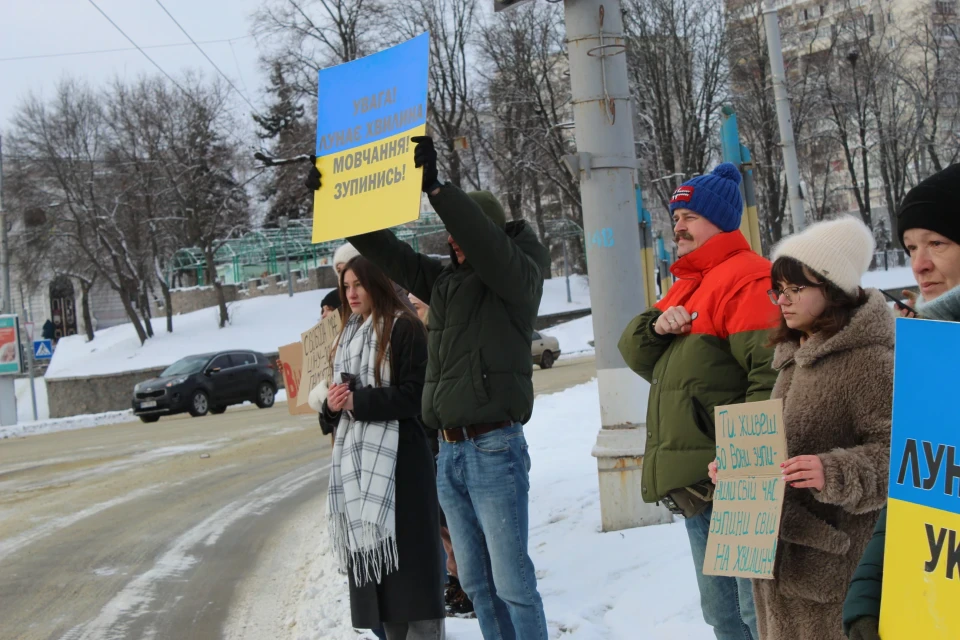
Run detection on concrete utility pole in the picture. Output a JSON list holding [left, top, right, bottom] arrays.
[[562, 0, 670, 530], [0, 135, 11, 314], [762, 2, 806, 234]]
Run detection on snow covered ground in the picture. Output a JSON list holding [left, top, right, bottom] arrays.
[[15, 376, 49, 422], [1, 408, 134, 440], [45, 275, 591, 383], [861, 266, 915, 291], [542, 315, 594, 358], [1, 387, 291, 441], [293, 381, 709, 640], [539, 275, 591, 316], [45, 290, 335, 380]]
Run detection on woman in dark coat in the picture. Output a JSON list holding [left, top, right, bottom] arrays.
[[842, 164, 960, 640], [316, 256, 444, 640]]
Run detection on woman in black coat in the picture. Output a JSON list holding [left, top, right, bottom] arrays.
[[318, 256, 444, 640]]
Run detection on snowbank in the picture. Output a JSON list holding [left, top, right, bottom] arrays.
[[542, 315, 594, 357], [294, 381, 708, 639], [45, 290, 333, 380], [0, 409, 134, 440], [15, 377, 49, 422], [45, 275, 590, 382], [539, 275, 591, 316], [862, 267, 915, 292]]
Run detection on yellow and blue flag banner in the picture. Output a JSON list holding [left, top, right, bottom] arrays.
[[880, 317, 960, 638], [311, 33, 429, 244]]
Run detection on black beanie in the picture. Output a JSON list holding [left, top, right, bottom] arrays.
[[897, 163, 960, 251], [321, 289, 341, 310]]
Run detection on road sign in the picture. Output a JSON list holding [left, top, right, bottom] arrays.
[[0, 315, 22, 375], [33, 339, 53, 360]]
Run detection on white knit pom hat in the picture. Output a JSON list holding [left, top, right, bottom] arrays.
[[333, 242, 361, 269], [772, 216, 875, 295]]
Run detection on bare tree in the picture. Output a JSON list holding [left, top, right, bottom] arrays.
[[386, 0, 481, 189], [8, 81, 153, 343], [625, 0, 730, 214], [476, 2, 586, 271], [905, 4, 960, 173], [253, 0, 387, 102], [134, 77, 252, 328]]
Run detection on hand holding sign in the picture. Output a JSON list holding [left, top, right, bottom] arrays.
[[411, 135, 439, 193], [305, 157, 322, 191], [781, 455, 825, 490]]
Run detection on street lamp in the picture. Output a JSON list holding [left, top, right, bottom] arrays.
[[279, 216, 294, 298]]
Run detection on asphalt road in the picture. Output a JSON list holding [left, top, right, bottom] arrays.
[[0, 354, 596, 640]]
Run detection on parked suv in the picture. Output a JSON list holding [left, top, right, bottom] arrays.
[[531, 331, 561, 369], [133, 350, 277, 423]]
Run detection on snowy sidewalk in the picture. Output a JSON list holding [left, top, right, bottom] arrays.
[[292, 381, 710, 639]]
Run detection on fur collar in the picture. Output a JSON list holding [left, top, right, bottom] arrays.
[[773, 289, 895, 369], [917, 285, 960, 323]]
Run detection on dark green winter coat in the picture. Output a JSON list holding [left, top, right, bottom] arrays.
[[349, 184, 550, 429]]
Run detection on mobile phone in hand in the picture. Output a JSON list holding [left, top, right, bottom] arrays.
[[880, 289, 917, 316], [340, 372, 357, 390]]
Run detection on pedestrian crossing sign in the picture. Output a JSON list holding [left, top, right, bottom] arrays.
[[33, 339, 53, 360]]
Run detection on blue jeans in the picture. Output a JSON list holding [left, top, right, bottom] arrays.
[[437, 424, 548, 640], [685, 503, 759, 640]]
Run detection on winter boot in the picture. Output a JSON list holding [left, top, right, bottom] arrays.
[[444, 576, 475, 618]]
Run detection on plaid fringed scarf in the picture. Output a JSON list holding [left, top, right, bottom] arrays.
[[327, 313, 400, 587]]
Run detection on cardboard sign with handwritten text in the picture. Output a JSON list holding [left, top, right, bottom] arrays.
[[297, 313, 343, 407], [277, 342, 315, 416], [703, 399, 787, 580]]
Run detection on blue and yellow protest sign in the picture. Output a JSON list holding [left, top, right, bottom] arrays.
[[703, 399, 786, 579], [881, 318, 960, 638], [311, 33, 429, 244]]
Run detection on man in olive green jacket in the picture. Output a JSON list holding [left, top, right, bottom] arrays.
[[619, 164, 778, 640], [306, 136, 550, 640]]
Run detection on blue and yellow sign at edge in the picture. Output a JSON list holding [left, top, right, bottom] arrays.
[[881, 318, 960, 638], [311, 33, 429, 244]]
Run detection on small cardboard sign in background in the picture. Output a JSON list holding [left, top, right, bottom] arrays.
[[277, 342, 315, 416], [298, 313, 343, 407], [703, 398, 787, 580]]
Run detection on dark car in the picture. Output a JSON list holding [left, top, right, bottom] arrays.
[[133, 350, 277, 423]]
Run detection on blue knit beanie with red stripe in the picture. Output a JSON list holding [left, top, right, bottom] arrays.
[[668, 163, 744, 232]]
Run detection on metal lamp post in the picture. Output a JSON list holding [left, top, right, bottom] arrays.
[[279, 216, 294, 297]]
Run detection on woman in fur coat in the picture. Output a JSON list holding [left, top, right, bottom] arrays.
[[710, 216, 894, 639]]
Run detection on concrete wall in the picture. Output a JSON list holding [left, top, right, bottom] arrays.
[[159, 267, 339, 311], [46, 353, 283, 419], [152, 285, 239, 317]]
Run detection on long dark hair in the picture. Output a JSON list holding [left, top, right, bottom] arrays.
[[335, 256, 424, 386], [768, 256, 868, 345]]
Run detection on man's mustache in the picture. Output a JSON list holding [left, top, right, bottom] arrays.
[[675, 231, 694, 243]]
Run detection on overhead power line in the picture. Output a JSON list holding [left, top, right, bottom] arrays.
[[85, 0, 190, 96], [0, 36, 251, 63], [84, 0, 258, 154], [153, 0, 262, 118]]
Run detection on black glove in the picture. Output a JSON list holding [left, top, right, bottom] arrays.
[[849, 617, 880, 640], [411, 136, 439, 193], [305, 155, 321, 191]]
